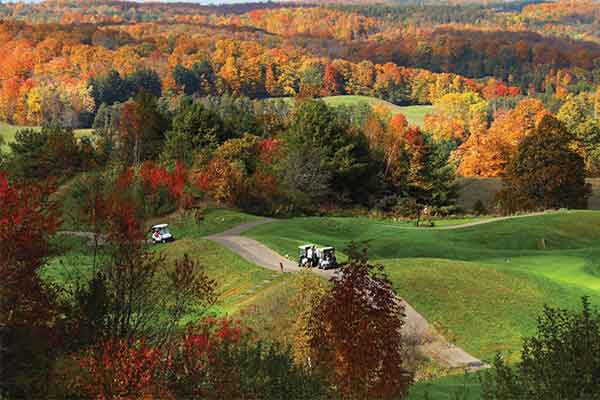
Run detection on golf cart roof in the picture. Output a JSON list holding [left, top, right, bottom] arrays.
[[319, 247, 334, 251], [299, 244, 314, 250], [152, 224, 169, 229]]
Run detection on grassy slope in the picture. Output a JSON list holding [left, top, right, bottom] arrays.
[[0, 122, 24, 147], [44, 209, 294, 319], [269, 96, 433, 127], [320, 96, 434, 127], [246, 211, 600, 361]]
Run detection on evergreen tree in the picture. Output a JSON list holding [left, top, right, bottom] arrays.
[[498, 115, 590, 212]]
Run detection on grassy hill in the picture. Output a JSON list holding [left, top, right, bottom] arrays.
[[44, 208, 300, 348], [246, 211, 600, 361], [269, 96, 433, 127], [320, 96, 434, 127], [0, 122, 27, 150], [45, 208, 600, 397]]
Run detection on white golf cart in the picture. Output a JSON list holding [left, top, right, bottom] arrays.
[[150, 224, 174, 244], [298, 244, 317, 268], [317, 247, 338, 270]]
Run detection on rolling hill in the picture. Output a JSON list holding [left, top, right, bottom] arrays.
[[320, 96, 434, 127], [246, 211, 600, 361]]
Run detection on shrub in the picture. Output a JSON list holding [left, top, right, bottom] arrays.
[[482, 297, 600, 399]]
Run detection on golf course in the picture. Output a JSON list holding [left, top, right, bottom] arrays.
[[267, 95, 434, 128], [320, 96, 434, 127], [244, 211, 600, 361], [43, 207, 600, 399]]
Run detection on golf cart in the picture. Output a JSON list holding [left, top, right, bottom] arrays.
[[317, 247, 337, 270], [298, 244, 317, 268], [150, 224, 174, 244]]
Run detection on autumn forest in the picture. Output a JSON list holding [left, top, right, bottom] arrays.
[[2, 0, 600, 399]]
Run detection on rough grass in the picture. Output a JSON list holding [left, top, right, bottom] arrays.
[[158, 238, 292, 314], [246, 211, 600, 360]]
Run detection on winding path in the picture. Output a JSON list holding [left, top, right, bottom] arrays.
[[206, 218, 489, 371], [60, 212, 551, 370]]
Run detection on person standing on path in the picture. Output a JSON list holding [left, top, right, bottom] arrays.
[[280, 262, 284, 273]]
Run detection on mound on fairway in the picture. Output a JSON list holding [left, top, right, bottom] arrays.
[[246, 211, 600, 360]]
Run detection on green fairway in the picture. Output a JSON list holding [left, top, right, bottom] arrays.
[[148, 207, 259, 239], [45, 208, 294, 324], [267, 96, 433, 127], [321, 96, 434, 127], [245, 211, 600, 360]]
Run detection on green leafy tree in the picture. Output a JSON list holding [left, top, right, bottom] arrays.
[[125, 69, 162, 98], [557, 94, 600, 175], [176, 102, 224, 144], [119, 92, 168, 165], [498, 115, 590, 213], [202, 94, 259, 139], [8, 125, 85, 181], [482, 297, 600, 400], [282, 99, 373, 204], [173, 64, 200, 96], [89, 70, 130, 109], [403, 129, 457, 213], [579, 120, 600, 176]]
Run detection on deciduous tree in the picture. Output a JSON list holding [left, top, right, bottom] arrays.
[[0, 173, 62, 398], [307, 244, 412, 399]]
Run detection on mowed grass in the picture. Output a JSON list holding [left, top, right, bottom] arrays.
[[148, 207, 259, 239], [44, 209, 292, 320], [321, 96, 434, 127], [0, 122, 24, 148], [246, 211, 600, 360], [267, 96, 433, 127]]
